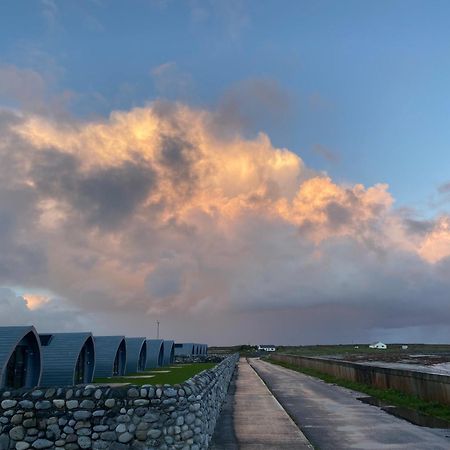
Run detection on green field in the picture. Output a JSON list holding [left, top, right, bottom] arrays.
[[94, 363, 216, 386], [274, 343, 450, 358], [268, 359, 450, 423], [210, 343, 450, 357]]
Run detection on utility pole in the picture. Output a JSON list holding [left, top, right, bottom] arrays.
[[156, 320, 160, 339]]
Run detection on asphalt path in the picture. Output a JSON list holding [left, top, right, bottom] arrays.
[[211, 358, 312, 449], [250, 358, 450, 450]]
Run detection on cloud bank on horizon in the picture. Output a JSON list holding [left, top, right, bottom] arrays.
[[1, 71, 450, 344]]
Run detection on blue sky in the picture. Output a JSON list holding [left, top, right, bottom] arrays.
[[1, 1, 450, 343], [1, 0, 450, 212]]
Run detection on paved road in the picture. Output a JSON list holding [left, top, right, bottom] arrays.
[[211, 358, 312, 449], [250, 358, 450, 450]]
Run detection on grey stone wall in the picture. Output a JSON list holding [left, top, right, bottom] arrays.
[[0, 354, 238, 450], [173, 356, 222, 365]]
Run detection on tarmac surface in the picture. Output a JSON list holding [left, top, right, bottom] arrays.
[[210, 358, 312, 449], [250, 358, 450, 450]]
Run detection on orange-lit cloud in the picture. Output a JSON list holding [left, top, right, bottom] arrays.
[[22, 293, 50, 310], [419, 217, 450, 263], [1, 101, 450, 343]]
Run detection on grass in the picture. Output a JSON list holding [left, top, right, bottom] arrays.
[[267, 358, 450, 422], [274, 343, 450, 357], [94, 363, 216, 386]]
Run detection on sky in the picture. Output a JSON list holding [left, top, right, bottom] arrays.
[[0, 0, 450, 345]]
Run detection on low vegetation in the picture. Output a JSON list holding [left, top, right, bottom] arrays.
[[275, 343, 450, 357], [94, 362, 216, 386], [268, 359, 450, 422]]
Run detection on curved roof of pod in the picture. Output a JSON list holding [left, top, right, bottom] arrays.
[[125, 337, 147, 374], [145, 339, 164, 369], [162, 340, 174, 366], [39, 332, 95, 387], [174, 342, 195, 356], [0, 326, 42, 389], [94, 336, 126, 378]]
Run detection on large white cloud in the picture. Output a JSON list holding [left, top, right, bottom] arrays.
[[0, 100, 449, 344]]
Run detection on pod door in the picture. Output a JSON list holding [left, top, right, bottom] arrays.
[[74, 337, 95, 384], [113, 340, 126, 376], [4, 332, 41, 389], [6, 345, 27, 388]]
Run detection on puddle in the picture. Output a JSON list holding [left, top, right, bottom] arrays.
[[357, 397, 450, 428], [124, 375, 156, 379]]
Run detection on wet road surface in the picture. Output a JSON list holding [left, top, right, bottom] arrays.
[[250, 358, 450, 450]]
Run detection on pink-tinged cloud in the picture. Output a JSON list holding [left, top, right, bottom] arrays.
[[0, 102, 449, 344]]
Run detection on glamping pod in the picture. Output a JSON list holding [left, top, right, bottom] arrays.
[[162, 340, 175, 365], [174, 343, 195, 356], [39, 333, 95, 386], [125, 337, 147, 374], [145, 339, 164, 369], [0, 326, 42, 389], [93, 336, 127, 378]]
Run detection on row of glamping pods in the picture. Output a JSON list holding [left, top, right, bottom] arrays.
[[1, 327, 198, 388], [174, 342, 208, 356]]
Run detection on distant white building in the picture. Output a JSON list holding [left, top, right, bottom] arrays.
[[401, 345, 408, 350], [258, 345, 276, 352], [369, 342, 387, 349]]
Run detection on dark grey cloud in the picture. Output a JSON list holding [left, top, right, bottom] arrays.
[[438, 182, 450, 195], [312, 144, 340, 163], [403, 218, 434, 235], [325, 201, 352, 229], [211, 78, 294, 138], [31, 150, 156, 230]]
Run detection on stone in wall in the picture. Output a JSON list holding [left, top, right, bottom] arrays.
[[0, 354, 238, 450]]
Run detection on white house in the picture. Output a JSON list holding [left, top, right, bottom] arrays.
[[369, 342, 387, 349], [258, 345, 276, 352]]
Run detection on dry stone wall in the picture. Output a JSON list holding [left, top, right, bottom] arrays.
[[0, 354, 238, 450]]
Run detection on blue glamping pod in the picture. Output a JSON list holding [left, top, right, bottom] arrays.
[[94, 336, 127, 378], [0, 326, 42, 389], [125, 337, 147, 374], [39, 332, 95, 386]]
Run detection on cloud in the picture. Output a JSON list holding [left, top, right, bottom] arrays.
[[188, 0, 249, 40], [212, 78, 294, 137], [0, 288, 90, 332], [438, 182, 450, 194], [0, 65, 73, 115], [312, 144, 340, 164], [151, 62, 193, 100], [0, 101, 450, 343]]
